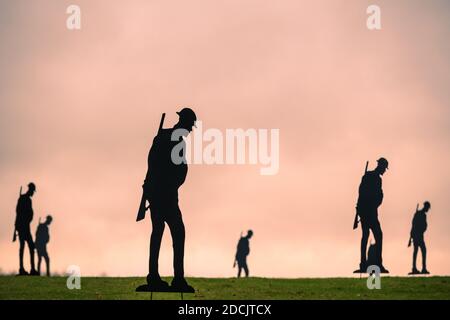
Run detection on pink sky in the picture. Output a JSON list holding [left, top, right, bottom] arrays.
[[0, 0, 449, 277]]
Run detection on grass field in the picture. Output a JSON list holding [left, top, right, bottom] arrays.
[[0, 276, 449, 300]]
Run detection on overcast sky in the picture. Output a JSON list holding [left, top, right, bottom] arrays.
[[0, 0, 449, 277]]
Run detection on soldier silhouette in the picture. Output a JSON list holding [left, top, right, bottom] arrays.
[[354, 158, 389, 273], [408, 201, 431, 275], [36, 215, 53, 277], [14, 183, 39, 276], [234, 230, 253, 278], [138, 108, 196, 292]]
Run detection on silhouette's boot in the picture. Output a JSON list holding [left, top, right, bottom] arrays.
[[360, 261, 367, 272], [146, 274, 169, 291], [421, 258, 429, 274], [353, 261, 366, 273], [379, 265, 389, 273], [29, 249, 38, 275], [29, 268, 40, 276], [18, 268, 29, 276], [171, 277, 195, 293], [411, 267, 420, 274]]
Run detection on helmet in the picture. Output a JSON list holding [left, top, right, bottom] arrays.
[[377, 157, 389, 169], [28, 182, 36, 192], [423, 201, 431, 210], [176, 108, 197, 126]]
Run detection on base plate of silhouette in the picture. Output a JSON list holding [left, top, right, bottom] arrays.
[[16, 270, 40, 277], [353, 268, 389, 274], [408, 270, 430, 276], [136, 284, 195, 293]]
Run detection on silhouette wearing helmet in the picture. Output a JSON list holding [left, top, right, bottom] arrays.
[[234, 230, 253, 278], [140, 108, 196, 292], [355, 158, 389, 273], [409, 201, 431, 275], [14, 183, 39, 276], [36, 215, 53, 277]]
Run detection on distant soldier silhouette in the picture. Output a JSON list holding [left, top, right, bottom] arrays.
[[355, 158, 389, 273], [234, 230, 253, 278], [36, 215, 53, 277], [138, 108, 196, 292], [14, 183, 39, 276], [408, 201, 431, 274]]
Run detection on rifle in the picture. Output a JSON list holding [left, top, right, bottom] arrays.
[[408, 203, 419, 247], [136, 113, 166, 222], [353, 161, 369, 230], [12, 186, 23, 242]]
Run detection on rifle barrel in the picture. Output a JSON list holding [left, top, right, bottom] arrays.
[[158, 113, 166, 133]]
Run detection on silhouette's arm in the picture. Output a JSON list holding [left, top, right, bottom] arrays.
[[376, 178, 383, 206], [25, 197, 34, 223], [173, 163, 188, 187], [419, 215, 427, 233]]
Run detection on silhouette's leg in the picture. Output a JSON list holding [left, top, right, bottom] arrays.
[[37, 255, 42, 275], [243, 261, 249, 277], [149, 222, 165, 278], [27, 238, 36, 271], [372, 219, 383, 266], [167, 208, 185, 279], [413, 244, 418, 270], [45, 254, 50, 277], [19, 239, 25, 271], [238, 265, 242, 278], [149, 205, 165, 279], [360, 221, 369, 266], [421, 242, 427, 271]]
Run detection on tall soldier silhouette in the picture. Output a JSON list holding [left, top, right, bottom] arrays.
[[14, 183, 39, 276], [137, 108, 196, 292], [408, 201, 431, 275], [234, 230, 253, 278], [355, 158, 389, 273]]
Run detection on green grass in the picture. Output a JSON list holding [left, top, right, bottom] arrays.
[[0, 276, 449, 300]]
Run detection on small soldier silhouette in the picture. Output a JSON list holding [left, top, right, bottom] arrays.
[[408, 201, 431, 275], [234, 230, 253, 278], [14, 183, 39, 276], [136, 108, 197, 293], [36, 215, 53, 277]]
